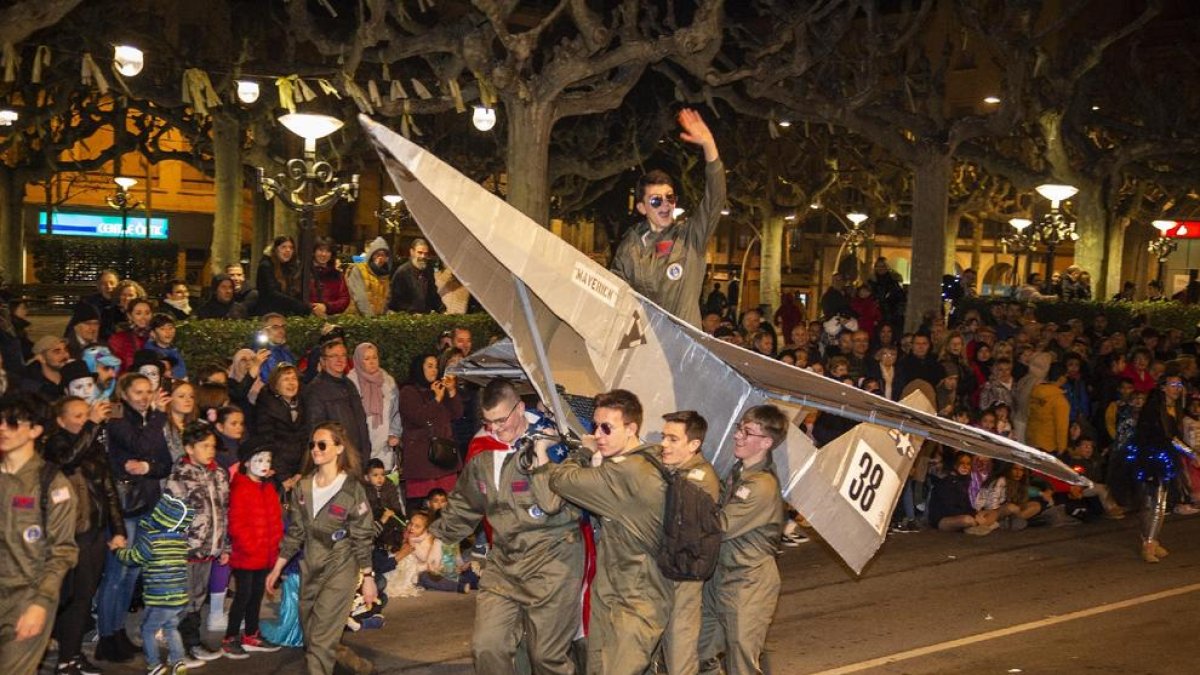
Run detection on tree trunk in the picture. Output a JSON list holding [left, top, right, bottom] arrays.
[[1073, 191, 1105, 287], [759, 214, 785, 318], [906, 154, 951, 332], [944, 215, 959, 274], [505, 98, 554, 225], [1101, 213, 1128, 300], [970, 220, 983, 278], [0, 169, 23, 285], [210, 112, 243, 276]]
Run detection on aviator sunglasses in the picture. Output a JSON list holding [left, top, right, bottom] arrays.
[[308, 440, 335, 451], [647, 194, 677, 209]]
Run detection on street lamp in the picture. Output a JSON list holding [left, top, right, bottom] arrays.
[[105, 177, 141, 278], [1001, 218, 1036, 292], [1033, 183, 1078, 278], [472, 106, 497, 131], [377, 194, 409, 250], [1149, 220, 1178, 288], [257, 113, 359, 305], [840, 212, 873, 254]]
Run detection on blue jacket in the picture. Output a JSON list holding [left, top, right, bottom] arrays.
[[119, 494, 193, 607]]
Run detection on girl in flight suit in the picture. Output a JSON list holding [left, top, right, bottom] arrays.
[[266, 422, 376, 674]]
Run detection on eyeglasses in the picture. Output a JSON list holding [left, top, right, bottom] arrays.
[[733, 424, 770, 440], [483, 401, 520, 428], [647, 194, 677, 209], [308, 440, 335, 451], [0, 416, 31, 429]]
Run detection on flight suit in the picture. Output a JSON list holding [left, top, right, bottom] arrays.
[[661, 453, 720, 675], [277, 474, 374, 675], [546, 444, 671, 675], [430, 432, 583, 674], [610, 159, 726, 328], [0, 455, 78, 675], [698, 458, 785, 675]]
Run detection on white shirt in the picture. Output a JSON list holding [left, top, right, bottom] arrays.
[[312, 472, 347, 517]]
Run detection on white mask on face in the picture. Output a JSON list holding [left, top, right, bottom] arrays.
[[247, 451, 272, 479], [138, 365, 160, 391], [68, 377, 98, 403]]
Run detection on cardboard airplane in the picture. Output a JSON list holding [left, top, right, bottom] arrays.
[[360, 115, 1088, 574]]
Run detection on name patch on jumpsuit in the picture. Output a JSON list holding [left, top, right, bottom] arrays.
[[329, 504, 347, 521]]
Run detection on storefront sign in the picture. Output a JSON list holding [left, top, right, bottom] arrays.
[[39, 211, 169, 239]]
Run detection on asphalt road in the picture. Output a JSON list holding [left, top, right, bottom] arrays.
[[43, 512, 1200, 674]]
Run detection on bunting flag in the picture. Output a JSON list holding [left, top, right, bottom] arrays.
[[182, 68, 222, 117], [475, 71, 497, 108], [400, 99, 422, 138], [2, 43, 19, 82], [448, 78, 465, 113], [276, 75, 317, 113], [383, 63, 407, 101], [31, 45, 51, 84], [367, 79, 382, 107], [315, 78, 341, 99], [80, 52, 109, 95], [341, 72, 374, 114], [411, 78, 433, 99], [768, 120, 780, 139]]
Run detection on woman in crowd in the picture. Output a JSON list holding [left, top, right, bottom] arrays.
[[254, 363, 308, 492], [1026, 362, 1071, 456], [928, 451, 999, 534], [164, 380, 198, 463], [161, 278, 193, 321], [108, 297, 155, 371], [310, 236, 350, 318], [228, 347, 268, 412], [266, 422, 376, 674], [256, 235, 311, 317], [1127, 384, 1188, 563], [106, 279, 147, 334], [95, 372, 173, 663], [45, 396, 126, 674], [397, 352, 463, 511], [346, 342, 402, 471]]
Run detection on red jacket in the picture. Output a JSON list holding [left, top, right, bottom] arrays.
[[108, 328, 148, 372], [227, 471, 283, 570], [309, 263, 351, 315]]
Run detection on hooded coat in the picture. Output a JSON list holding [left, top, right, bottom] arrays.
[[346, 237, 393, 317], [194, 274, 248, 320], [1013, 351, 1053, 443]]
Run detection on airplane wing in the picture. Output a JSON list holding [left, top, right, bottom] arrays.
[[360, 115, 1088, 574]]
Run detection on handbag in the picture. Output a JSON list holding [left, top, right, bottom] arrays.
[[115, 477, 152, 516], [426, 421, 461, 471]]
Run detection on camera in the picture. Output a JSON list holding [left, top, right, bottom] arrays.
[[255, 331, 270, 346]]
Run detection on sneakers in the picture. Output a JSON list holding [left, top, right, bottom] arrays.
[[965, 522, 999, 536], [889, 519, 921, 534], [781, 532, 810, 547], [179, 653, 206, 669], [470, 543, 489, 560], [188, 645, 223, 661], [239, 632, 281, 653], [57, 656, 103, 675], [148, 665, 169, 675], [220, 637, 249, 660], [1173, 503, 1199, 516], [171, 661, 194, 675]]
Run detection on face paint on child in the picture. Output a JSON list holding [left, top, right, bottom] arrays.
[[247, 451, 273, 479]]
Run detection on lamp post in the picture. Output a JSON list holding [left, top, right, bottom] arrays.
[[840, 211, 873, 255], [257, 113, 359, 305], [1149, 220, 1178, 289], [1001, 217, 1036, 293], [1033, 183, 1078, 279], [105, 176, 140, 278], [377, 194, 408, 252]]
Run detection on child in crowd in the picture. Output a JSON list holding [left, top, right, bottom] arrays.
[[425, 487, 449, 519], [118, 494, 200, 675], [400, 511, 479, 593], [222, 441, 284, 657], [991, 402, 1013, 438], [365, 459, 406, 551], [928, 452, 1000, 534], [212, 406, 246, 471], [165, 421, 230, 662]]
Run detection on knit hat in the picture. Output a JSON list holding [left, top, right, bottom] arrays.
[[61, 360, 96, 386], [69, 302, 102, 325], [149, 494, 193, 532], [82, 345, 121, 371]]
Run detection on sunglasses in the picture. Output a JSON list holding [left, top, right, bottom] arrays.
[[647, 194, 677, 209], [308, 440, 335, 451], [0, 416, 31, 429], [594, 421, 618, 436]]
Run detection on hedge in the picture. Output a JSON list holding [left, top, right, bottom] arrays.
[[176, 313, 502, 377], [956, 297, 1200, 334]]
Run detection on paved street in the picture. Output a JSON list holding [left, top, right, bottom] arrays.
[[50, 513, 1200, 674]]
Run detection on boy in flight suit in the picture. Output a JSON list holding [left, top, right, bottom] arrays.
[[699, 404, 787, 675], [429, 379, 584, 674]]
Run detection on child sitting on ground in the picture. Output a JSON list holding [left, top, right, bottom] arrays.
[[396, 511, 480, 594]]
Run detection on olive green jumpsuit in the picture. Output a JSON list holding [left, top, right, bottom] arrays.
[[661, 453, 720, 675], [430, 445, 584, 674], [698, 458, 785, 675], [0, 455, 78, 675], [546, 444, 671, 675], [277, 474, 374, 675]]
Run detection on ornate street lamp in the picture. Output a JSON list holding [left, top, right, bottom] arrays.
[[1149, 219, 1178, 288], [1033, 183, 1078, 277], [839, 211, 873, 254], [257, 113, 359, 305], [1001, 217, 1036, 292], [105, 176, 140, 278], [377, 194, 409, 250]]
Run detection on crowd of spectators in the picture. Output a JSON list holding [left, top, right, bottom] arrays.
[[0, 235, 486, 674], [702, 256, 1200, 539]]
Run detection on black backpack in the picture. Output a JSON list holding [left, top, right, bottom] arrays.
[[643, 453, 723, 582]]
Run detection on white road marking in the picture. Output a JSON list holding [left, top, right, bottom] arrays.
[[807, 582, 1200, 674]]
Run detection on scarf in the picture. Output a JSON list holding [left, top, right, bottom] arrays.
[[164, 297, 192, 315], [353, 342, 385, 427]]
